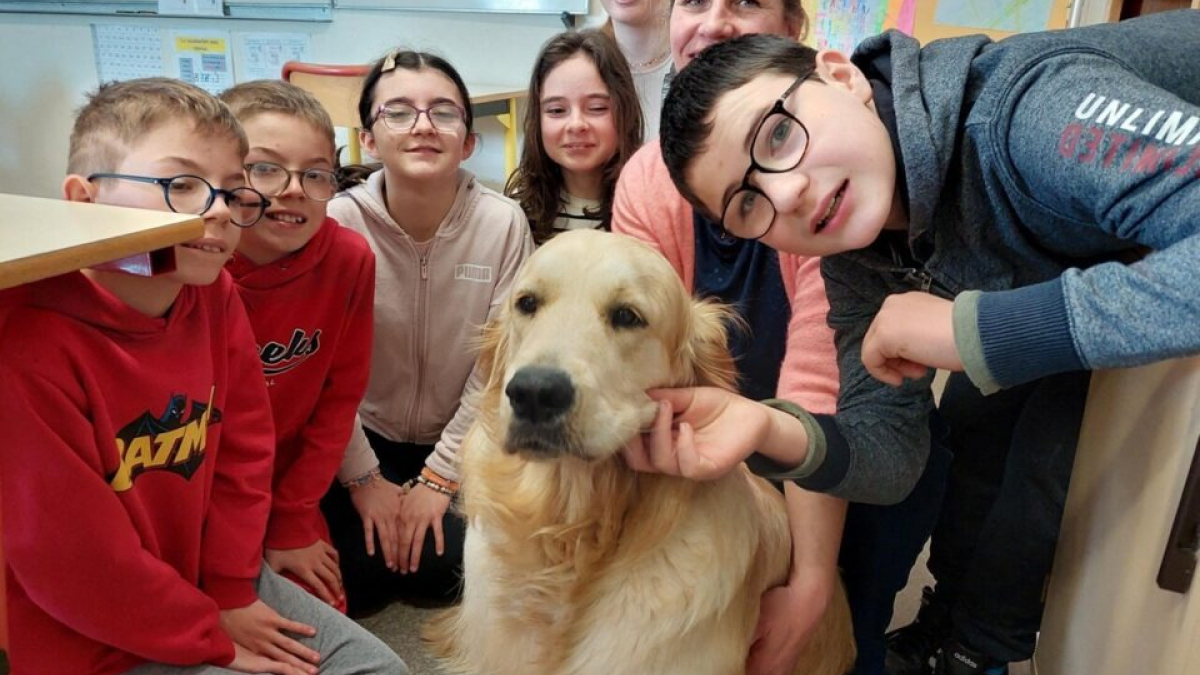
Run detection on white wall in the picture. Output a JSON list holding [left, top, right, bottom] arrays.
[[0, 2, 606, 198]]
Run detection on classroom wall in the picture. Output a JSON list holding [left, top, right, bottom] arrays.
[[0, 1, 606, 199]]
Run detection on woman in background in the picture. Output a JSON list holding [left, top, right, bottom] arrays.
[[600, 0, 671, 140]]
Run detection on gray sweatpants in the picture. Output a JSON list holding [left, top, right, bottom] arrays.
[[125, 564, 408, 675]]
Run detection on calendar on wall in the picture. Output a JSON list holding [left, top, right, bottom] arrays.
[[92, 24, 163, 83]]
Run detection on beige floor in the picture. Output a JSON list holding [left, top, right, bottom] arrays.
[[360, 543, 1034, 674]]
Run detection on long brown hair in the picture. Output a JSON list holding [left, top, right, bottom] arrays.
[[505, 30, 643, 245]]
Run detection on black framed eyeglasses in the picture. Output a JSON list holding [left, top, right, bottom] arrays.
[[720, 76, 810, 241], [373, 102, 466, 134], [87, 173, 269, 228], [244, 162, 338, 202]]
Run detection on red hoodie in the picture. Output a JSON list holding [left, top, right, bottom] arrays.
[[227, 218, 375, 550], [0, 270, 275, 675]]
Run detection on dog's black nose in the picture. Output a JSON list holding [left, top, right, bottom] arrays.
[[506, 366, 575, 424]]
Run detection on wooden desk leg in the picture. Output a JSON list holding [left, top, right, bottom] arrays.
[[496, 97, 519, 180], [348, 132, 362, 166]]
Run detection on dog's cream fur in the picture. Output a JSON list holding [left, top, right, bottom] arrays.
[[426, 230, 854, 675]]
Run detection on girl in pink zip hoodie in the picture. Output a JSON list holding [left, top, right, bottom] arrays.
[[323, 49, 534, 615]]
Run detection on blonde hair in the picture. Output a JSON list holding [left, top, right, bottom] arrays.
[[68, 77, 247, 176], [219, 79, 336, 152]]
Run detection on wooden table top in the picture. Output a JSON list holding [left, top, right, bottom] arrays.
[[0, 193, 204, 290]]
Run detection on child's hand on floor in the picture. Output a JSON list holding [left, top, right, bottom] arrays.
[[397, 483, 451, 574], [265, 541, 345, 607], [349, 475, 405, 571], [862, 291, 961, 386], [220, 600, 319, 674]]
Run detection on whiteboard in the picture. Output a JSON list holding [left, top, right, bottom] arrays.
[[333, 0, 588, 13], [0, 0, 334, 21]]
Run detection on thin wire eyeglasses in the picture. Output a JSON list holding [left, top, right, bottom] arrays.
[[719, 76, 811, 241], [373, 102, 467, 134], [245, 162, 337, 202], [86, 173, 269, 228]]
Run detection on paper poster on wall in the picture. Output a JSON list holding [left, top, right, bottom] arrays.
[[234, 32, 312, 82], [169, 30, 234, 95], [93, 24, 163, 83], [933, 0, 1054, 34], [813, 0, 917, 54]]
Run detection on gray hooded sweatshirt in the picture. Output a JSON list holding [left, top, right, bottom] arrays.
[[776, 10, 1200, 504]]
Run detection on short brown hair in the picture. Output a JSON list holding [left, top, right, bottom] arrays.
[[68, 77, 246, 176], [220, 79, 336, 153], [661, 35, 819, 218]]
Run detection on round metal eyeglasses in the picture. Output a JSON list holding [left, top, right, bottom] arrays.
[[245, 162, 338, 202], [374, 102, 466, 134]]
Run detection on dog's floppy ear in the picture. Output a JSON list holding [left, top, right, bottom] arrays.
[[679, 299, 739, 391]]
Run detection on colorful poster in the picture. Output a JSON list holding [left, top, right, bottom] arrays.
[[813, 0, 917, 54], [933, 0, 1055, 34], [169, 30, 234, 95]]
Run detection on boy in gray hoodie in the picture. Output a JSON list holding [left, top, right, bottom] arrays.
[[623, 10, 1200, 675]]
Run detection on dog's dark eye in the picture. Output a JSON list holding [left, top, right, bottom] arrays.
[[515, 294, 539, 315], [610, 305, 645, 329]]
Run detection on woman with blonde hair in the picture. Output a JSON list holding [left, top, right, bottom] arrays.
[[600, 0, 671, 139]]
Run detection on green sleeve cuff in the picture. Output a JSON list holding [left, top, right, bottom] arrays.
[[748, 398, 826, 480], [953, 291, 1000, 395]]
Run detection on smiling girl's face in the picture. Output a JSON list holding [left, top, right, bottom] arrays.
[[539, 53, 619, 199], [362, 67, 475, 184]]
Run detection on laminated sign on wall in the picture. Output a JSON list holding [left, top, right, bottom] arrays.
[[169, 30, 234, 95]]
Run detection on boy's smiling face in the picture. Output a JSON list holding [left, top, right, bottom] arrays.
[[685, 54, 905, 257], [239, 112, 335, 265], [92, 119, 247, 286]]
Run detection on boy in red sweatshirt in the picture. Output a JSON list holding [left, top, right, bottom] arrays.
[[0, 78, 407, 675], [220, 81, 376, 614]]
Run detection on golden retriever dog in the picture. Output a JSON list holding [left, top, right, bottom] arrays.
[[425, 230, 854, 675]]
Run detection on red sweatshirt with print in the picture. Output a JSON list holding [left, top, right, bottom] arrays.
[[0, 271, 275, 675], [228, 218, 375, 551]]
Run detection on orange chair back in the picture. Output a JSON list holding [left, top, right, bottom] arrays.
[[282, 62, 371, 165]]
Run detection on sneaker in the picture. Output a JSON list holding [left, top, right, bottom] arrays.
[[933, 638, 1009, 675], [885, 586, 950, 675]]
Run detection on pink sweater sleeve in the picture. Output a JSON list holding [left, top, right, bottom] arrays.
[[613, 143, 838, 413], [777, 253, 839, 414], [611, 141, 696, 290]]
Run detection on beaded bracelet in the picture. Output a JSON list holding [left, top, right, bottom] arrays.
[[415, 473, 457, 496], [342, 467, 382, 490], [419, 467, 461, 492]]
